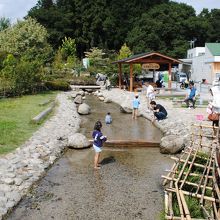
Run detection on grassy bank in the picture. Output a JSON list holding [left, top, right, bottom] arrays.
[[0, 92, 58, 154]]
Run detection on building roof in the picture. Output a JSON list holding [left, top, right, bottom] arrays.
[[112, 51, 182, 64], [206, 43, 220, 56]]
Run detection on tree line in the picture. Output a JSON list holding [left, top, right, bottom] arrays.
[[28, 0, 220, 58]]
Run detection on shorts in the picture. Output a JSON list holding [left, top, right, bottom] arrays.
[[147, 93, 155, 100], [93, 144, 102, 153]]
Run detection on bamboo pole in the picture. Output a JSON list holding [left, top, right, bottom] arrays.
[[171, 157, 213, 169], [180, 147, 199, 189], [166, 188, 219, 203], [195, 158, 209, 195], [162, 176, 212, 190], [165, 191, 169, 216], [166, 216, 205, 220], [193, 124, 219, 129], [200, 205, 212, 219], [175, 182, 185, 220], [179, 190, 191, 220], [212, 163, 220, 201], [191, 133, 217, 139], [164, 170, 213, 179], [200, 150, 213, 205]]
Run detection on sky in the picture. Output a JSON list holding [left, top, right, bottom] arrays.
[[0, 0, 220, 23]]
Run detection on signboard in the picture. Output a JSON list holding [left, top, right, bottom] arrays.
[[142, 63, 160, 70], [83, 58, 90, 69]]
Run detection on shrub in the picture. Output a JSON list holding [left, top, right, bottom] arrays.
[[45, 80, 71, 91]]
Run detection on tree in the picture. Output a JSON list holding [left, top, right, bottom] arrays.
[[0, 18, 53, 95], [118, 43, 132, 60], [85, 47, 109, 74], [0, 17, 10, 31]]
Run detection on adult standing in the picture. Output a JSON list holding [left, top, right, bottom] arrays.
[[144, 82, 155, 110]]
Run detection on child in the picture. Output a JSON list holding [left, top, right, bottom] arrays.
[[105, 112, 112, 124], [92, 121, 107, 169], [132, 94, 140, 119]]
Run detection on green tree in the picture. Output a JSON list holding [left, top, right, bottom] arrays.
[[0, 17, 10, 31], [60, 37, 76, 58], [118, 43, 132, 60], [0, 18, 53, 95], [85, 47, 109, 74]]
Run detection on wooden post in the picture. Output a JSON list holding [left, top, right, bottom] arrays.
[[119, 63, 122, 89], [129, 63, 133, 92], [168, 63, 172, 89]]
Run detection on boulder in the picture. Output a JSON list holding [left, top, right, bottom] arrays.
[[120, 100, 132, 113], [160, 135, 186, 154], [74, 95, 82, 104], [99, 97, 104, 101], [97, 92, 104, 97], [77, 90, 85, 96], [67, 133, 90, 149], [78, 103, 91, 115], [104, 98, 112, 103], [71, 93, 77, 99]]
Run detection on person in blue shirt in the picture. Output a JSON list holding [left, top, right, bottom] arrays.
[[92, 121, 107, 169], [105, 112, 112, 124], [184, 82, 197, 108], [132, 94, 140, 119]]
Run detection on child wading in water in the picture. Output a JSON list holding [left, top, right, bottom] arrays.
[[105, 112, 112, 124], [132, 94, 140, 119], [92, 121, 107, 169]]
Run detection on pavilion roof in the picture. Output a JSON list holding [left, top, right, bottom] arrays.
[[112, 51, 182, 64]]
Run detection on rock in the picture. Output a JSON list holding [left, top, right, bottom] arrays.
[[2, 178, 15, 185], [78, 103, 91, 115], [74, 95, 82, 104], [71, 93, 77, 99], [82, 96, 86, 100], [67, 133, 90, 149], [99, 97, 104, 101], [120, 100, 132, 113], [160, 135, 186, 154], [5, 191, 21, 203], [104, 98, 112, 103], [97, 92, 103, 97], [77, 90, 85, 96]]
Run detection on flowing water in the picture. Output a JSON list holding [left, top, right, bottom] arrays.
[[7, 95, 172, 220]]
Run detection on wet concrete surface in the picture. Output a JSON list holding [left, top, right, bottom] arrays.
[[7, 95, 172, 220]]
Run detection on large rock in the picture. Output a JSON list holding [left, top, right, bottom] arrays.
[[77, 90, 85, 96], [67, 133, 90, 149], [99, 97, 104, 101], [74, 95, 82, 104], [78, 103, 91, 115], [104, 98, 112, 103], [120, 100, 132, 113], [160, 135, 186, 154]]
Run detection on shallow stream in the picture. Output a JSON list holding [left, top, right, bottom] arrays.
[[7, 95, 172, 220]]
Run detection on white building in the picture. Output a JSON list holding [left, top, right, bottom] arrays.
[[179, 43, 220, 83]]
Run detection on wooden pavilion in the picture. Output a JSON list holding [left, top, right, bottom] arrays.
[[113, 52, 182, 91]]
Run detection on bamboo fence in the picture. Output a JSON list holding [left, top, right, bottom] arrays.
[[162, 123, 220, 220]]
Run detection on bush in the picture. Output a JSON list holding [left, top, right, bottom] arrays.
[[45, 80, 71, 91]]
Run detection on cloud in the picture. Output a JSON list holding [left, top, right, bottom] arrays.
[[173, 0, 220, 13], [0, 0, 37, 23]]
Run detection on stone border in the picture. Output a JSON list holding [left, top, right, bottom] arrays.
[[0, 91, 80, 219], [99, 88, 209, 154]]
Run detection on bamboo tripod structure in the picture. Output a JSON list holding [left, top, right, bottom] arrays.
[[162, 124, 220, 220]]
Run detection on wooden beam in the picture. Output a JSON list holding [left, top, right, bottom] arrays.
[[168, 63, 172, 89], [129, 63, 133, 92], [119, 63, 122, 89]]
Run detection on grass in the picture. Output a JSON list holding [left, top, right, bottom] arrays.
[[0, 91, 58, 154]]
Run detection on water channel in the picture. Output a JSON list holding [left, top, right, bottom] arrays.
[[7, 95, 172, 220]]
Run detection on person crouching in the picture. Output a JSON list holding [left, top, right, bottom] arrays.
[[150, 101, 167, 121]]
